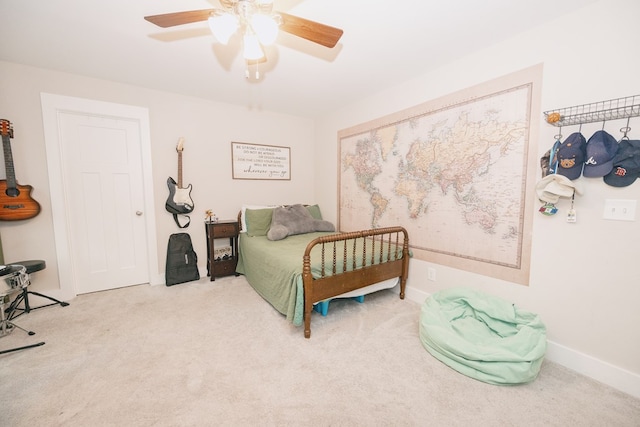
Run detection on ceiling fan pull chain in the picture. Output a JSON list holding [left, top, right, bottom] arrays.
[[244, 61, 261, 80]]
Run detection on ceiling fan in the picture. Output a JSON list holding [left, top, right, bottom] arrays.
[[144, 0, 343, 77]]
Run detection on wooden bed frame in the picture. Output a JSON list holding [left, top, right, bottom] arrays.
[[301, 226, 410, 338], [238, 210, 410, 338]]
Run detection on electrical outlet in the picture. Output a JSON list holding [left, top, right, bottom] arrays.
[[603, 199, 636, 221], [427, 267, 436, 281]]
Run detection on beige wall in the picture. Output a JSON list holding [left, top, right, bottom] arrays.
[[315, 0, 640, 396], [0, 62, 315, 289], [0, 0, 638, 398]]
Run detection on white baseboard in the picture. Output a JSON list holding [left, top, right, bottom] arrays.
[[545, 340, 640, 399], [403, 285, 640, 399], [405, 286, 430, 305]]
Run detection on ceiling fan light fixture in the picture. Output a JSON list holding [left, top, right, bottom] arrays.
[[144, 1, 344, 79], [250, 14, 280, 45], [242, 32, 265, 60], [208, 12, 238, 45]]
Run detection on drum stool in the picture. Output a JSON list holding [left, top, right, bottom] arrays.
[[7, 260, 69, 321]]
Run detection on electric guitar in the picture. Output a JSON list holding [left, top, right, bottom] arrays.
[[0, 119, 41, 221], [165, 137, 194, 216]]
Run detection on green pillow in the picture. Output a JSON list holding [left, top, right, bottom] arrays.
[[306, 204, 322, 220], [245, 208, 274, 236]]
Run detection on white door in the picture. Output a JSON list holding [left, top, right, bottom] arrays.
[[41, 94, 159, 297], [59, 113, 148, 293]]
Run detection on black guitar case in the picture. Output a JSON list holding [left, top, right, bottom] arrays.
[[165, 233, 199, 286]]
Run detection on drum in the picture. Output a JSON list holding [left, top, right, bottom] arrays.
[[0, 265, 29, 297]]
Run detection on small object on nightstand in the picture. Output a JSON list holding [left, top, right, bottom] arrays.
[[205, 220, 239, 281], [205, 209, 218, 223]]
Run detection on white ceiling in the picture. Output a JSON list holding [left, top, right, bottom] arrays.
[[1, 0, 598, 118]]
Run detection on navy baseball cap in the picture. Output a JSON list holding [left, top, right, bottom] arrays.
[[556, 132, 586, 180], [583, 130, 619, 177], [603, 139, 640, 187]]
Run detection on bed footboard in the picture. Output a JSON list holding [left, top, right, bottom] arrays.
[[302, 226, 410, 338]]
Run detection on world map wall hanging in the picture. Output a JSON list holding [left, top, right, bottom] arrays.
[[338, 64, 542, 285]]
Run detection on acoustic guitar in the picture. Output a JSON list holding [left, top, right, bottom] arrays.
[[165, 137, 194, 227], [0, 119, 41, 221]]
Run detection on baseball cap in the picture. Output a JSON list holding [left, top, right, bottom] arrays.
[[535, 174, 583, 204], [603, 139, 640, 187], [556, 132, 586, 180], [583, 130, 619, 177]]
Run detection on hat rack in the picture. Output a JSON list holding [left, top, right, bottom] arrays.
[[543, 94, 640, 127]]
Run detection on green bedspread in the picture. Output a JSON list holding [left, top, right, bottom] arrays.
[[236, 232, 330, 326]]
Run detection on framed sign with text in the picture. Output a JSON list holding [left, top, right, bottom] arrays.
[[231, 142, 291, 180]]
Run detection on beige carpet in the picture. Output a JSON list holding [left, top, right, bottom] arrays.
[[1, 275, 639, 426]]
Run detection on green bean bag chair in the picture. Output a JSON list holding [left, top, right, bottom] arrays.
[[419, 288, 547, 385]]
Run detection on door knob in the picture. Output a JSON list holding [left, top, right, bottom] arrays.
[[136, 211, 143, 216]]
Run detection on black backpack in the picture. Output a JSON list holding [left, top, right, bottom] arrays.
[[165, 233, 200, 286]]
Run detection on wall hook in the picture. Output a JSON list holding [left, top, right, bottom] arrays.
[[620, 117, 631, 140], [554, 125, 562, 141]]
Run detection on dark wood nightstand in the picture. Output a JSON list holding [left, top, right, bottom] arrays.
[[205, 220, 239, 281]]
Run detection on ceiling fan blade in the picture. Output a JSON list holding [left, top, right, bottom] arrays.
[[144, 9, 215, 28], [278, 12, 343, 48]]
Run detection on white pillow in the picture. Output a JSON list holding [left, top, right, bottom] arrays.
[[240, 204, 277, 233]]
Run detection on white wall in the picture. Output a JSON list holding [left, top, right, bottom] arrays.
[[0, 61, 315, 288], [315, 0, 640, 397]]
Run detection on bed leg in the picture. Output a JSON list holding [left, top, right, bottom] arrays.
[[304, 318, 311, 338], [304, 300, 312, 338], [400, 231, 410, 300], [303, 254, 313, 338]]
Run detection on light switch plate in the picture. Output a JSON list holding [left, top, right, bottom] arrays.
[[603, 199, 636, 221]]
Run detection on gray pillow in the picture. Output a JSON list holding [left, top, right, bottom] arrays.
[[267, 204, 335, 241]]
